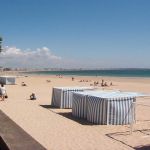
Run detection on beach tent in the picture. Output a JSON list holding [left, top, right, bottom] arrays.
[[0, 76, 16, 85], [72, 91, 140, 125], [51, 87, 94, 108]]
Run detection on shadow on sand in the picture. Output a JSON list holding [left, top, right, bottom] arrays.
[[40, 104, 59, 109], [40, 105, 93, 125], [57, 112, 94, 125], [106, 131, 134, 149], [135, 145, 150, 150], [106, 129, 150, 150]]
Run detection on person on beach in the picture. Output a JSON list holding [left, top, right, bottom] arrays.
[[101, 79, 105, 86], [46, 80, 51, 83], [30, 93, 36, 100], [0, 84, 6, 101], [22, 82, 27, 86], [104, 82, 108, 86], [110, 82, 113, 86], [94, 81, 98, 86]]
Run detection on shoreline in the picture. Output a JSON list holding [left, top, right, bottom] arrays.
[[20, 73, 150, 84], [21, 69, 150, 78], [21, 72, 150, 79], [2, 70, 150, 79]]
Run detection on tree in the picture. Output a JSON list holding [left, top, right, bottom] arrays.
[[0, 37, 2, 53]]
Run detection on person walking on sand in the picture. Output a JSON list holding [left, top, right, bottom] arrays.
[[0, 84, 6, 101]]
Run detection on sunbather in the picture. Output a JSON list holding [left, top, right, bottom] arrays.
[[30, 93, 36, 100]]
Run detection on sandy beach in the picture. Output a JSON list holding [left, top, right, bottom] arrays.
[[0, 74, 150, 150]]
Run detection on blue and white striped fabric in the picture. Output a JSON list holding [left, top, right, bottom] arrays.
[[87, 96, 136, 125], [72, 91, 136, 125], [51, 88, 62, 107], [72, 92, 88, 119], [51, 87, 94, 108], [72, 91, 114, 120], [72, 90, 121, 118], [87, 97, 108, 124]]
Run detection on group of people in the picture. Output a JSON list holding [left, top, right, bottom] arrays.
[[0, 81, 37, 101], [0, 84, 7, 101], [93, 79, 113, 87], [56, 75, 63, 78], [101, 79, 108, 87], [21, 82, 27, 86], [79, 79, 91, 82]]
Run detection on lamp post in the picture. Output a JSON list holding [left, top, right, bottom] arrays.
[[0, 37, 2, 53]]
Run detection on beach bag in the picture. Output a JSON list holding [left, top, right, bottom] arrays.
[[0, 88, 2, 95], [5, 95, 8, 98]]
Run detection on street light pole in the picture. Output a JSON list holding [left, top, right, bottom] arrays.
[[0, 37, 3, 53]]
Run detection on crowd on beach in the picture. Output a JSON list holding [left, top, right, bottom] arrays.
[[78, 78, 113, 87], [56, 74, 63, 78], [55, 75, 113, 87], [11, 75, 113, 102]]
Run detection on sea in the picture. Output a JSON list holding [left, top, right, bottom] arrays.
[[26, 69, 150, 78]]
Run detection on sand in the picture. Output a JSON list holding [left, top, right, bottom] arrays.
[[0, 75, 150, 150]]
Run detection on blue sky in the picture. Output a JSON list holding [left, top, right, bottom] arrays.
[[0, 0, 150, 68]]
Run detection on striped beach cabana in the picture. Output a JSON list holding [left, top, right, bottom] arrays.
[[72, 92, 88, 119], [72, 91, 137, 125], [72, 90, 113, 119], [87, 95, 136, 125], [0, 76, 16, 85], [51, 87, 94, 108]]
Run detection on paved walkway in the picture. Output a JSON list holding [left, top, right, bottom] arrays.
[[0, 110, 46, 150]]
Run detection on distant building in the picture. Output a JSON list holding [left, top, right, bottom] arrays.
[[0, 67, 3, 71], [3, 68, 12, 71]]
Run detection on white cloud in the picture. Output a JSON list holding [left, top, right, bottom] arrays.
[[0, 46, 61, 68], [0, 45, 149, 69]]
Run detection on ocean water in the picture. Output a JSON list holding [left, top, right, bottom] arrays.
[[27, 69, 150, 77]]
